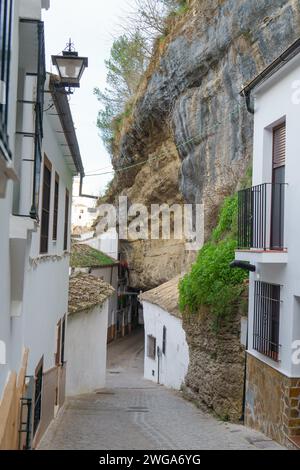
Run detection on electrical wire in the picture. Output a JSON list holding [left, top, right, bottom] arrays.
[[84, 98, 247, 178]]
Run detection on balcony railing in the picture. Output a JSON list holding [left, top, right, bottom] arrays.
[[0, 0, 13, 161], [238, 183, 286, 251]]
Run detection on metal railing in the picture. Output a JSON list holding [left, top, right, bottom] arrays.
[[0, 0, 13, 161], [30, 21, 46, 219], [238, 183, 286, 251]]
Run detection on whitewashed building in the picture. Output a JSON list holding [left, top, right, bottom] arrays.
[[0, 0, 85, 449], [235, 38, 300, 448], [140, 277, 189, 390], [66, 273, 114, 396], [70, 243, 119, 342], [71, 176, 97, 232]]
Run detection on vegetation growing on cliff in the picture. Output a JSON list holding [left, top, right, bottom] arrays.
[[94, 0, 189, 155], [179, 195, 248, 326]]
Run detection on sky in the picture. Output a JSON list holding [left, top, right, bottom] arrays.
[[43, 0, 134, 196]]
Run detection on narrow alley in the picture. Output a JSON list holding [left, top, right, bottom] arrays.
[[39, 330, 282, 451]]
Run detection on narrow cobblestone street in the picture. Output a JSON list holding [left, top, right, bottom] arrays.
[[39, 329, 283, 450]]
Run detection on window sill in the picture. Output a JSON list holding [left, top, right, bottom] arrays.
[[235, 249, 288, 264]]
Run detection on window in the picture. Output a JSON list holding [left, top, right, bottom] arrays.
[[40, 155, 52, 254], [147, 335, 156, 360], [0, 0, 13, 161], [253, 281, 281, 361], [33, 358, 43, 436], [55, 315, 66, 365], [55, 320, 61, 366], [162, 326, 167, 355], [63, 189, 69, 251], [52, 172, 59, 240], [61, 315, 66, 364], [271, 122, 286, 249]]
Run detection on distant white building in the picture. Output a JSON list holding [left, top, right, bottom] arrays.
[[71, 176, 97, 231], [140, 277, 189, 390], [66, 274, 114, 396], [236, 38, 300, 448]]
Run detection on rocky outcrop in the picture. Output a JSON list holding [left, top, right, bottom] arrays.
[[108, 0, 300, 289], [182, 308, 245, 422]]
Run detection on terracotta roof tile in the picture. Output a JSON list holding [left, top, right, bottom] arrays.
[[68, 273, 115, 315], [139, 276, 182, 318]]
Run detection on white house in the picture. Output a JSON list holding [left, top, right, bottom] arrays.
[[70, 243, 119, 342], [235, 38, 300, 448], [0, 0, 86, 449], [66, 273, 114, 396], [140, 276, 189, 390], [71, 176, 97, 232]]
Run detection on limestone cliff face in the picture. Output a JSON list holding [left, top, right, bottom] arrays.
[[108, 0, 300, 289]]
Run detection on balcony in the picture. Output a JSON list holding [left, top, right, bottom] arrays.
[[236, 183, 288, 264]]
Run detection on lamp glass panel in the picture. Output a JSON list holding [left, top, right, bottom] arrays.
[[55, 57, 84, 79]]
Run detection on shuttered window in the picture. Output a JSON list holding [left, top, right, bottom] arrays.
[[52, 172, 59, 240], [273, 123, 286, 168], [147, 335, 156, 359], [40, 156, 52, 254], [63, 189, 69, 251]]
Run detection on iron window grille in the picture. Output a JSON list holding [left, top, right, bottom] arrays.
[[253, 281, 281, 361], [0, 0, 13, 161], [238, 183, 286, 251], [33, 360, 43, 436], [147, 335, 156, 360]]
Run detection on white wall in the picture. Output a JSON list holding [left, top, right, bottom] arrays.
[[246, 55, 300, 377], [86, 228, 118, 260], [66, 301, 109, 396], [143, 301, 189, 390], [91, 266, 118, 329]]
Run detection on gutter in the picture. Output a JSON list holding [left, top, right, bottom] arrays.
[[240, 37, 300, 114], [50, 76, 98, 200]]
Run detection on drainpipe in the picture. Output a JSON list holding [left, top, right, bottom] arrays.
[[244, 91, 255, 115], [79, 173, 98, 199]]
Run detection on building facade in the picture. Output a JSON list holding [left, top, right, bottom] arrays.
[[140, 277, 189, 390], [236, 39, 300, 448], [0, 0, 85, 449], [66, 274, 114, 396], [70, 243, 119, 342]]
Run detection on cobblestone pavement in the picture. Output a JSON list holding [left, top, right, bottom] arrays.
[[39, 328, 283, 450]]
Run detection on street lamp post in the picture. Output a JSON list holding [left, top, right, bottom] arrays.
[[51, 39, 88, 94]]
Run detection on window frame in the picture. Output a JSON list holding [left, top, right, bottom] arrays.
[[253, 281, 281, 362], [52, 172, 59, 241], [63, 188, 69, 251], [40, 155, 52, 254], [162, 326, 167, 355], [147, 335, 156, 360]]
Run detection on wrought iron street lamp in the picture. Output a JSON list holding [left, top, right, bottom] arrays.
[[51, 39, 88, 93]]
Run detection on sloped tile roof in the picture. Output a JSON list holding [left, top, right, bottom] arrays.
[[139, 276, 182, 318], [70, 243, 118, 268], [68, 273, 115, 315]]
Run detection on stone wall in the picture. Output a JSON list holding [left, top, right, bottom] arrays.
[[182, 309, 245, 422], [246, 353, 300, 448]]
